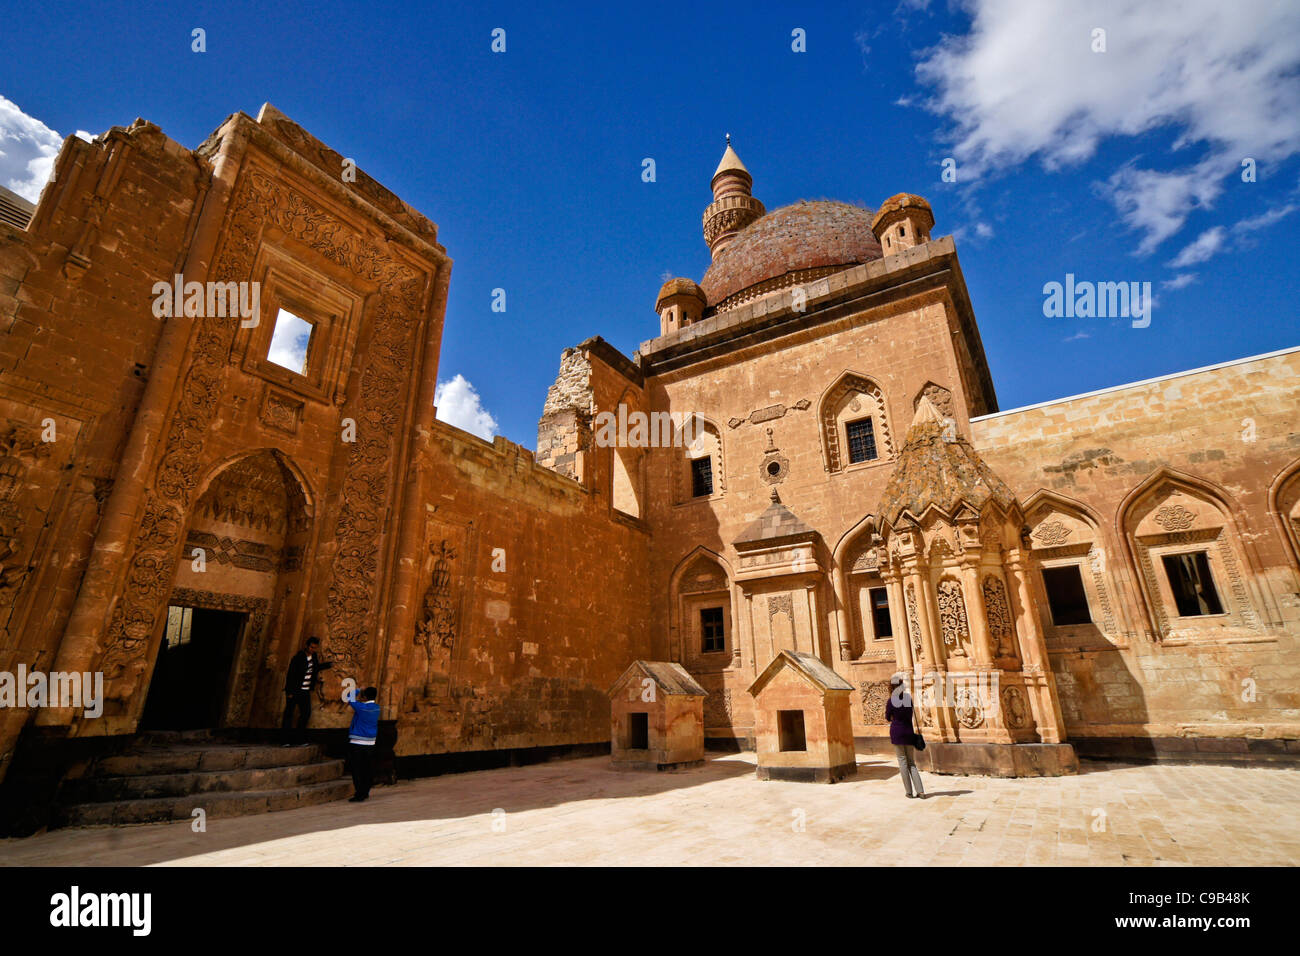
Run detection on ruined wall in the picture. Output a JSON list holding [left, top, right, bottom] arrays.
[[391, 422, 650, 756], [971, 348, 1300, 744]]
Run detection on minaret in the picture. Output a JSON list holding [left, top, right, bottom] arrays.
[[702, 134, 765, 259]]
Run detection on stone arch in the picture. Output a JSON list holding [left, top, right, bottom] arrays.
[[610, 386, 646, 519], [1119, 468, 1268, 641], [668, 546, 736, 671], [145, 448, 317, 729], [1268, 458, 1300, 577], [1022, 489, 1123, 645], [818, 370, 894, 474], [830, 514, 895, 661], [672, 413, 725, 503]]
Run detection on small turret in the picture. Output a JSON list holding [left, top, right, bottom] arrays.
[[871, 193, 934, 255], [656, 277, 706, 335]]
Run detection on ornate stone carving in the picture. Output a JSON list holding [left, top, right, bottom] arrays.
[[704, 688, 733, 726], [982, 575, 1015, 656], [1153, 503, 1196, 531], [850, 548, 878, 573], [184, 531, 278, 573], [914, 382, 954, 419], [767, 592, 793, 622], [905, 582, 922, 656], [1032, 519, 1072, 547], [859, 680, 891, 723], [937, 577, 969, 657], [1002, 685, 1029, 729], [259, 389, 304, 435], [415, 539, 459, 692]]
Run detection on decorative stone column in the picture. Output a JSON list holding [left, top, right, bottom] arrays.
[[1006, 548, 1066, 744]]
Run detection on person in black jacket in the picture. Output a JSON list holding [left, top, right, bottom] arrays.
[[885, 683, 926, 799], [282, 637, 332, 746]]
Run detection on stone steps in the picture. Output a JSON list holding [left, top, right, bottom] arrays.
[[54, 734, 352, 828], [57, 778, 354, 828]]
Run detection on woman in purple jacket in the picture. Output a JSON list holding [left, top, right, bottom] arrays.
[[885, 688, 926, 799]]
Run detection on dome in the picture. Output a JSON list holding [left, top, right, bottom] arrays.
[[700, 200, 883, 308], [655, 277, 706, 310]]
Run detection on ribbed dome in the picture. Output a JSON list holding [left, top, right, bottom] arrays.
[[700, 200, 883, 307]]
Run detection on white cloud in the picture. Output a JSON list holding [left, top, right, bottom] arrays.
[[1167, 226, 1225, 268], [1161, 272, 1197, 290], [0, 94, 64, 202], [913, 1, 1300, 253], [435, 374, 499, 441], [1232, 202, 1297, 236]]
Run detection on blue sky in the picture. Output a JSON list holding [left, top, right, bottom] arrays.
[[2, 0, 1298, 446]]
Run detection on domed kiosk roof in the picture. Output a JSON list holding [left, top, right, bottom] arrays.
[[700, 200, 883, 307]]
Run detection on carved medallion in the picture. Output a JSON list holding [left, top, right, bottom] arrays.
[[1153, 503, 1196, 531]]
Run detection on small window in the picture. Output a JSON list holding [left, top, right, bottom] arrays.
[[869, 587, 892, 638], [267, 308, 314, 375], [778, 710, 807, 752], [846, 418, 878, 464], [691, 455, 713, 497], [163, 605, 193, 648], [1042, 565, 1092, 626], [700, 606, 725, 654], [898, 225, 905, 237], [1162, 551, 1225, 617], [628, 712, 649, 750]]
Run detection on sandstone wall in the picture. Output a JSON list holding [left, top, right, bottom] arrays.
[[971, 348, 1300, 744]]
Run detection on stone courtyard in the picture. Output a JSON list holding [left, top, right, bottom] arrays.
[[2, 753, 1296, 867]]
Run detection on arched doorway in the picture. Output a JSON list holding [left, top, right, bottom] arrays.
[[140, 450, 313, 730]]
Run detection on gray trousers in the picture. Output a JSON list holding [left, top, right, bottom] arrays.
[[894, 744, 925, 797]]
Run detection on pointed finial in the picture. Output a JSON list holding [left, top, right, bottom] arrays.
[[770, 487, 780, 503], [726, 132, 731, 146]]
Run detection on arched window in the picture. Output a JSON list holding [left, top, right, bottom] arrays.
[[1121, 470, 1264, 642], [674, 415, 724, 503], [818, 371, 894, 474]]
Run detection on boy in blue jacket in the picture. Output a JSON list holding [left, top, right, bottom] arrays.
[[347, 686, 381, 802]]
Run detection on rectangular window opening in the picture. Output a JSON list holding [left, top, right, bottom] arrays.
[[1042, 565, 1092, 626], [777, 710, 807, 752], [846, 417, 878, 464], [266, 308, 314, 375], [869, 587, 892, 638], [691, 455, 713, 497], [1161, 551, 1225, 617], [700, 606, 725, 654]]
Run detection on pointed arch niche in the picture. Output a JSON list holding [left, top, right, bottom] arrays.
[[669, 547, 738, 673], [1269, 458, 1300, 576], [1121, 469, 1273, 644], [1023, 491, 1126, 650], [818, 371, 895, 474], [832, 516, 898, 662], [672, 414, 725, 505]]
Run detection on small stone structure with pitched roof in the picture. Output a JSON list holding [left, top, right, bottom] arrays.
[[608, 661, 707, 771], [748, 649, 857, 783]]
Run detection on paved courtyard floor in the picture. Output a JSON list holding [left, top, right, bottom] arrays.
[[2, 751, 1297, 866]]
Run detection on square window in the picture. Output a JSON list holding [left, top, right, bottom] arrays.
[[846, 418, 878, 464], [628, 712, 649, 750], [869, 587, 892, 638], [1161, 551, 1225, 617], [777, 710, 807, 752], [691, 455, 713, 497], [266, 309, 314, 375], [700, 606, 725, 654], [1042, 565, 1092, 626]]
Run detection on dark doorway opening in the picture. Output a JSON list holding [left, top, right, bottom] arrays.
[[628, 712, 650, 750], [140, 605, 245, 730]]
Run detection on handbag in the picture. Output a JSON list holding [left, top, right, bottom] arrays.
[[912, 706, 926, 751]]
